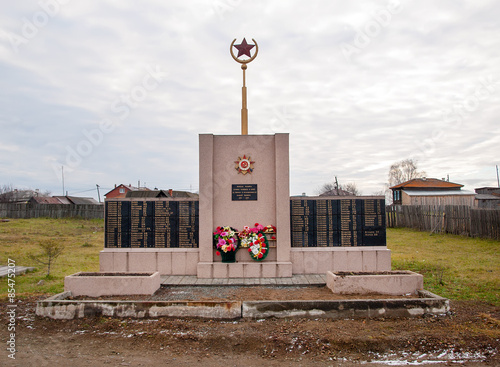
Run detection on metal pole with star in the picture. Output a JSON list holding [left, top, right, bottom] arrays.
[[230, 38, 259, 135]]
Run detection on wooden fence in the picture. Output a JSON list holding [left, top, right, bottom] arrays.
[[0, 203, 104, 219], [386, 205, 500, 240]]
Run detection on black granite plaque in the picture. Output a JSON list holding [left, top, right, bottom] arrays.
[[105, 200, 199, 248], [290, 197, 386, 248], [362, 229, 386, 246], [232, 184, 258, 201]]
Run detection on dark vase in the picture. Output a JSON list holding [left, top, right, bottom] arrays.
[[220, 250, 236, 263]]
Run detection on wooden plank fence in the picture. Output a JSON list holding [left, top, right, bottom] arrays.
[[386, 205, 500, 240], [0, 203, 104, 219]]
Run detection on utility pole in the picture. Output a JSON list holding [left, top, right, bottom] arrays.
[[61, 166, 65, 196], [96, 184, 101, 203], [497, 165, 499, 188]]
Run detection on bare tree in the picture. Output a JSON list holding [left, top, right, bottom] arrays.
[[29, 240, 64, 276], [317, 179, 360, 196], [0, 184, 14, 203], [388, 159, 426, 187], [0, 185, 51, 203], [341, 182, 360, 196], [373, 186, 393, 204], [318, 182, 336, 195]]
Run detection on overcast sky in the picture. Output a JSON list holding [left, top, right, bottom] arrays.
[[1, 0, 499, 200]]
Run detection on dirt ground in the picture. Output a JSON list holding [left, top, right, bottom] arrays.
[[1, 291, 499, 366]]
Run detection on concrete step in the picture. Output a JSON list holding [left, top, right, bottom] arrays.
[[161, 274, 326, 286]]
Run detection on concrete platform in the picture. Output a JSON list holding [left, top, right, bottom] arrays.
[[160, 274, 326, 286], [36, 289, 449, 320]]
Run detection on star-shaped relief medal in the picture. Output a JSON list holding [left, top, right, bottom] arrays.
[[233, 38, 255, 58], [235, 155, 255, 175]]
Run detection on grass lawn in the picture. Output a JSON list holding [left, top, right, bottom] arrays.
[[0, 218, 102, 297], [0, 218, 498, 305], [389, 227, 499, 305]]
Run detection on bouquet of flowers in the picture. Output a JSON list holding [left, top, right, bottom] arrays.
[[264, 225, 277, 240], [238, 223, 269, 261], [213, 226, 239, 255]]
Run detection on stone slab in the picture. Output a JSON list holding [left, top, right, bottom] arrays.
[[64, 272, 161, 297], [326, 271, 424, 296]]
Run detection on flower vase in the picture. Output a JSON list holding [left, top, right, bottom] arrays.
[[220, 250, 236, 263]]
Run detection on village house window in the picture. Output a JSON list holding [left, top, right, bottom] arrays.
[[393, 190, 401, 204], [119, 188, 125, 194]]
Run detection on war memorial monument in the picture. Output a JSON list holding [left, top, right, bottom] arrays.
[[36, 38, 450, 321], [99, 38, 390, 279]]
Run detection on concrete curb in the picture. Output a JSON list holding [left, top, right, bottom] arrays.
[[242, 294, 449, 319], [36, 296, 242, 320], [36, 290, 449, 320]]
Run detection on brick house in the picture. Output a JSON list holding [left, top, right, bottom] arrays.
[[104, 184, 151, 199]]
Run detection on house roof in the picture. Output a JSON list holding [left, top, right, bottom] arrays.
[[319, 188, 352, 197], [476, 194, 500, 200], [390, 178, 463, 190], [66, 196, 100, 205], [30, 196, 64, 204], [30, 196, 100, 204], [126, 190, 165, 198], [171, 191, 198, 198], [126, 190, 199, 199], [403, 190, 475, 197], [104, 184, 151, 196], [53, 196, 72, 204]]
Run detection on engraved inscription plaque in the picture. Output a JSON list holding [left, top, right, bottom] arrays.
[[290, 197, 386, 247], [232, 184, 258, 201], [105, 200, 199, 248]]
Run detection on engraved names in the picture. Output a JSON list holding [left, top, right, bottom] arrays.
[[290, 198, 386, 247], [105, 200, 199, 248]]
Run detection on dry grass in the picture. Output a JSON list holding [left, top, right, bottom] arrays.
[[0, 218, 102, 297], [389, 227, 500, 305]]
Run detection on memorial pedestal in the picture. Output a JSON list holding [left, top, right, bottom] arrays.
[[198, 133, 292, 278], [197, 261, 293, 278]]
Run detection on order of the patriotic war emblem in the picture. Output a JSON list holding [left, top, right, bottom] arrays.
[[235, 155, 255, 175]]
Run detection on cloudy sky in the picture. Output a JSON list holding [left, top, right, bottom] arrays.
[[1, 0, 499, 200]]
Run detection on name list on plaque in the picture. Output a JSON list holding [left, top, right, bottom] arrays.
[[105, 200, 199, 248], [290, 198, 386, 247], [232, 184, 258, 201]]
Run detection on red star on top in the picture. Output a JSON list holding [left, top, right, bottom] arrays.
[[233, 38, 255, 58]]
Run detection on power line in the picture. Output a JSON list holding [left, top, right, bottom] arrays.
[[67, 188, 96, 195]]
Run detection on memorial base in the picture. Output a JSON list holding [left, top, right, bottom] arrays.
[[291, 247, 391, 274], [99, 249, 199, 276], [197, 262, 293, 278]]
